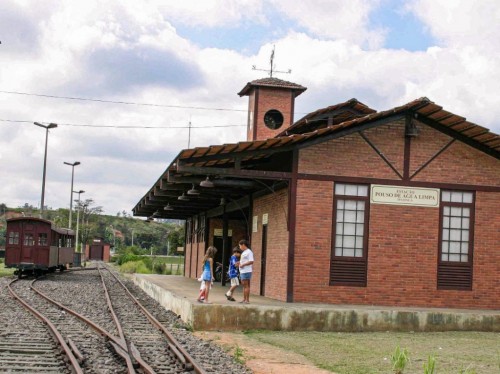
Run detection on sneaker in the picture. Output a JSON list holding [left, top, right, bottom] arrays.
[[225, 293, 231, 300]]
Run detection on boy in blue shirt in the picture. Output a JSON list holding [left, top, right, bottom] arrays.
[[225, 247, 242, 301]]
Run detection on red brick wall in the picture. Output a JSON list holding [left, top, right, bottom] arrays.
[[207, 218, 248, 249], [293, 120, 500, 309], [252, 87, 294, 141], [247, 91, 255, 141], [298, 122, 405, 179], [412, 123, 500, 185], [409, 122, 452, 176], [251, 188, 290, 300], [184, 240, 205, 280], [473, 192, 500, 306], [294, 179, 334, 302]]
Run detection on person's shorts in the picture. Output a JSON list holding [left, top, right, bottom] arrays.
[[240, 272, 252, 280], [230, 277, 240, 286], [202, 270, 211, 282]]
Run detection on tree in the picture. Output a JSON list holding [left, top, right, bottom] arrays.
[[75, 199, 103, 250]]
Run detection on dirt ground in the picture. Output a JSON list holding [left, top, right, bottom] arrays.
[[195, 331, 332, 374]]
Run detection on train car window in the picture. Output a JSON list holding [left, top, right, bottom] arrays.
[[38, 233, 48, 246], [24, 233, 34, 246], [67, 238, 72, 247], [8, 232, 19, 245]]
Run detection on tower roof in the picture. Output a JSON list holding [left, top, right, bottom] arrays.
[[238, 77, 307, 97]]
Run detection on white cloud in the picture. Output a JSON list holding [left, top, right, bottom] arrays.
[[1, 0, 499, 216], [151, 0, 266, 28], [270, 0, 386, 49], [407, 0, 500, 50]]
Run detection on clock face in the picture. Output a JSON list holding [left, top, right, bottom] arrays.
[[264, 109, 284, 130]]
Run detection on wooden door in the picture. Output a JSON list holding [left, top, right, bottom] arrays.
[[20, 222, 36, 263]]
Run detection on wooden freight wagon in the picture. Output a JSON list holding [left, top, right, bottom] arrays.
[[85, 238, 110, 262], [5, 217, 75, 277]]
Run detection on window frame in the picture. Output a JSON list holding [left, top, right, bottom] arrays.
[[8, 231, 19, 245], [38, 233, 48, 246], [331, 184, 370, 262], [438, 191, 475, 266], [24, 233, 34, 246], [437, 190, 475, 291], [330, 183, 371, 287]]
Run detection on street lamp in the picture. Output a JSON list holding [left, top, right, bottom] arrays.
[[64, 161, 80, 229], [74, 190, 85, 253], [34, 122, 58, 217]]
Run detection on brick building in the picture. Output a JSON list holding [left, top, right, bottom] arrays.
[[133, 77, 500, 310]]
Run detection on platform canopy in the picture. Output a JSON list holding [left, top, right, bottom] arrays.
[[133, 97, 500, 220]]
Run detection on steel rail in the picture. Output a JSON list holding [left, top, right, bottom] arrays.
[[102, 265, 208, 374], [7, 278, 84, 374], [29, 277, 136, 372], [96, 265, 143, 374]]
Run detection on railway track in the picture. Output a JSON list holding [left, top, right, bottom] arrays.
[[98, 265, 206, 374], [9, 275, 126, 373], [2, 278, 80, 373], [0, 282, 71, 373], [1, 265, 248, 373]]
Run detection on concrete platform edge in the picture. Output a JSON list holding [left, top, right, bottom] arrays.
[[133, 274, 195, 327], [132, 275, 500, 332]]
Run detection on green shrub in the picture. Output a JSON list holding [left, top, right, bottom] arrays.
[[423, 355, 436, 374], [141, 256, 152, 270], [390, 346, 410, 374], [116, 253, 141, 265], [153, 262, 166, 274], [120, 260, 151, 274]]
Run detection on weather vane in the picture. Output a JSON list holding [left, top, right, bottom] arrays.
[[252, 45, 291, 77]]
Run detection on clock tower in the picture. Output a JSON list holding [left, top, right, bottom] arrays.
[[238, 77, 307, 141]]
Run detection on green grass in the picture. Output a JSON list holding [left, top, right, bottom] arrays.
[[0, 262, 15, 277], [244, 331, 500, 374]]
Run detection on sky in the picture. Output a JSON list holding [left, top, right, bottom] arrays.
[[1, 0, 499, 216]]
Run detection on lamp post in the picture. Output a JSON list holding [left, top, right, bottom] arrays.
[[34, 122, 58, 217], [74, 190, 85, 253], [64, 161, 80, 229]]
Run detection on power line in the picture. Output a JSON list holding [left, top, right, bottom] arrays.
[[0, 118, 246, 129], [0, 90, 248, 112], [0, 90, 310, 115]]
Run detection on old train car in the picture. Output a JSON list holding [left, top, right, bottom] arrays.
[[5, 217, 75, 277]]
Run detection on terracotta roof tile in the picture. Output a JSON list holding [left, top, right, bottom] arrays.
[[238, 77, 307, 96]]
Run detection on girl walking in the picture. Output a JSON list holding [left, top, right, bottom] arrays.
[[197, 246, 217, 303]]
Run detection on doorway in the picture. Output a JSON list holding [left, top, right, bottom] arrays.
[[260, 224, 268, 296]]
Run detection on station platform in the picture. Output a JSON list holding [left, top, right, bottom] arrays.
[[132, 274, 500, 332]]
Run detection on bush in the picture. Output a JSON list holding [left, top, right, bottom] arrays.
[[390, 346, 410, 374], [116, 253, 141, 265], [120, 260, 151, 274], [141, 256, 152, 270], [153, 262, 166, 274]]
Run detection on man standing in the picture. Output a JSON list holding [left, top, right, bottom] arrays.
[[238, 239, 254, 304]]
